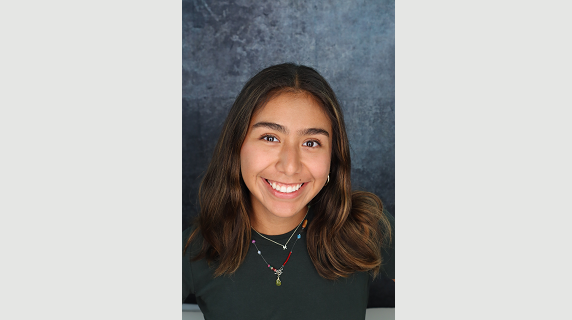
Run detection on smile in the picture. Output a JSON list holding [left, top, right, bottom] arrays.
[[264, 178, 305, 194]]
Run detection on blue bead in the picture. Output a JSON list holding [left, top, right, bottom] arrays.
[[297, 234, 301, 239], [257, 251, 261, 254]]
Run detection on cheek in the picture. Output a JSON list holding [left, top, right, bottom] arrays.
[[240, 142, 268, 178], [240, 145, 253, 178], [307, 154, 331, 179]]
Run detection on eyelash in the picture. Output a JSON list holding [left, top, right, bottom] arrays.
[[260, 135, 321, 148]]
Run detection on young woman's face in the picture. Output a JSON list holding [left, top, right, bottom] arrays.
[[240, 91, 332, 221]]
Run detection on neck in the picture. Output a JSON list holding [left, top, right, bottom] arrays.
[[250, 205, 308, 235]]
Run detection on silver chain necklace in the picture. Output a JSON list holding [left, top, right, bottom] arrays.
[[251, 206, 309, 250]]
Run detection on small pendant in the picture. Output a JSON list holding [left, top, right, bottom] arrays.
[[282, 245, 287, 250], [274, 268, 283, 286]]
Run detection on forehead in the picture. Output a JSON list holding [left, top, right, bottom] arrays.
[[250, 92, 332, 130]]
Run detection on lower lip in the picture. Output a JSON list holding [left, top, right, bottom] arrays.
[[263, 178, 307, 199]]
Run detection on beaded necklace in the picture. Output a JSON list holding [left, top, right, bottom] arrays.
[[251, 218, 308, 286]]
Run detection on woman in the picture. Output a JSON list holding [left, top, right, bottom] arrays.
[[183, 63, 394, 320]]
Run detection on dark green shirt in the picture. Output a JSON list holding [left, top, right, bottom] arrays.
[[182, 210, 394, 320]]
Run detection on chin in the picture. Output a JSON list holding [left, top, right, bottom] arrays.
[[264, 201, 305, 218]]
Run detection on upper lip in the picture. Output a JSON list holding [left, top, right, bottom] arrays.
[[264, 178, 306, 186]]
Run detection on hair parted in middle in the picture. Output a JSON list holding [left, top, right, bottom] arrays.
[[185, 63, 391, 280]]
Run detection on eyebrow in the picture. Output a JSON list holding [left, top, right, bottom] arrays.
[[298, 127, 330, 137], [252, 122, 288, 134], [251, 121, 330, 137]]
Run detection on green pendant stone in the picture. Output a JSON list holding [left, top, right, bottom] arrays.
[[276, 278, 282, 286]]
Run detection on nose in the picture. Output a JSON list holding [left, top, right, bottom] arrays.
[[276, 142, 301, 176]]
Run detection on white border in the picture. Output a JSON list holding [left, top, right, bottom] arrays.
[[397, 1, 572, 319]]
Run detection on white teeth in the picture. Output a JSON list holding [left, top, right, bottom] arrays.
[[267, 180, 303, 193]]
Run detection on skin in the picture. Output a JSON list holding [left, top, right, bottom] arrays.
[[240, 91, 332, 235]]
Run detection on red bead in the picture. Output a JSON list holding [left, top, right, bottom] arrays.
[[283, 252, 292, 265]]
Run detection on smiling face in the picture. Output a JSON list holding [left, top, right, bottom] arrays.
[[240, 91, 332, 233]]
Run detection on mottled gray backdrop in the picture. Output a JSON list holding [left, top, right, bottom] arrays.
[[183, 0, 395, 230]]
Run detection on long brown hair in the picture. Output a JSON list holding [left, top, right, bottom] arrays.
[[184, 63, 392, 279]]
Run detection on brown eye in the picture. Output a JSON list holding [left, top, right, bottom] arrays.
[[262, 135, 278, 142], [303, 140, 320, 148]]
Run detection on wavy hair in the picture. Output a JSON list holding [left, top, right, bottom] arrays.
[[184, 63, 392, 279]]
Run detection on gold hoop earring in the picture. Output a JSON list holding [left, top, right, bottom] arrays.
[[325, 174, 330, 186]]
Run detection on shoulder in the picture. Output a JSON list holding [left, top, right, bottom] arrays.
[[379, 208, 395, 279], [182, 225, 193, 242], [182, 224, 194, 248], [182, 223, 204, 258], [183, 222, 207, 300]]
